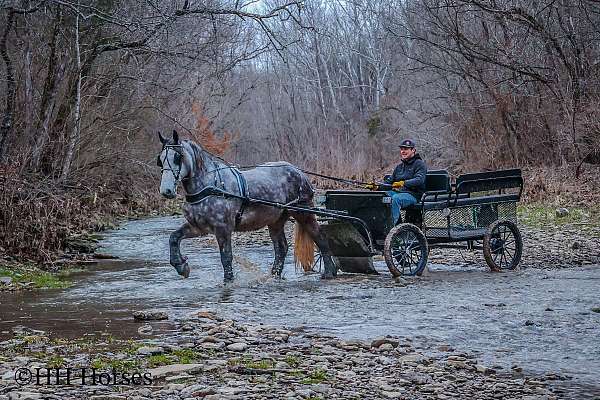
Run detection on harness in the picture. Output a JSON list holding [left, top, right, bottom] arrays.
[[159, 143, 249, 227], [184, 167, 249, 226]]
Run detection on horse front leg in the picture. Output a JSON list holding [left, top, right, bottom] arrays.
[[170, 222, 198, 278], [269, 215, 289, 277], [215, 228, 234, 282]]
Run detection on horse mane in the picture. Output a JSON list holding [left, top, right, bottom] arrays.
[[181, 139, 227, 172]]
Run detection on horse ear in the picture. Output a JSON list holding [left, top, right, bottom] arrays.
[[158, 131, 167, 144], [173, 130, 179, 144]]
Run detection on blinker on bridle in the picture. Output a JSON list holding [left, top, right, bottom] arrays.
[[158, 144, 184, 182]]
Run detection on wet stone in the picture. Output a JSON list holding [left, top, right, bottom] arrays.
[[136, 346, 164, 356], [371, 337, 399, 348], [133, 310, 168, 321], [148, 363, 203, 379], [0, 277, 12, 285], [227, 342, 249, 352], [137, 324, 153, 335], [7, 393, 42, 400]]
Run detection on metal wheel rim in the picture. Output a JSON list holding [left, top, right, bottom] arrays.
[[390, 230, 424, 275], [490, 223, 518, 270]]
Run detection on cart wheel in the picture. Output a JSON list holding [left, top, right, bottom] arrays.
[[384, 223, 429, 277], [483, 220, 523, 272]]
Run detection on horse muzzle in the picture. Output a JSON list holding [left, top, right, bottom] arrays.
[[161, 188, 177, 199]]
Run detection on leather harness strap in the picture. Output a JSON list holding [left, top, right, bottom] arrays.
[[184, 167, 249, 228]]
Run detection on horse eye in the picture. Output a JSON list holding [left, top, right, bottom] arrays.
[[173, 152, 182, 165], [156, 155, 162, 167]]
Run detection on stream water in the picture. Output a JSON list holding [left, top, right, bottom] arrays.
[[1, 216, 599, 395]]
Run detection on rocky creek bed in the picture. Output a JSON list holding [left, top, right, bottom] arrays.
[[1, 215, 600, 399], [0, 310, 575, 400]]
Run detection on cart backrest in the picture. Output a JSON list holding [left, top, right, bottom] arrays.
[[425, 170, 450, 193], [455, 168, 523, 195]]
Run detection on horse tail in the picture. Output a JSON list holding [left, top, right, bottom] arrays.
[[294, 221, 314, 272]]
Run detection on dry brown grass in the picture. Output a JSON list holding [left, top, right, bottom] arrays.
[[0, 169, 169, 266]]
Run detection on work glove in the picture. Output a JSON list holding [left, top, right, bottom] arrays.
[[392, 181, 405, 190], [364, 182, 378, 191]]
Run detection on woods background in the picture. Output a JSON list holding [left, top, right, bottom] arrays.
[[2, 0, 600, 263]]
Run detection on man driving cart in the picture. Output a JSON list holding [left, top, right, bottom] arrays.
[[366, 139, 428, 225]]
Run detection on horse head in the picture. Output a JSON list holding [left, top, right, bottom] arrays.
[[157, 130, 192, 199]]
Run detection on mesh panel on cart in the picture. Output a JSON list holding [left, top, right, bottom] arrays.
[[423, 201, 517, 238]]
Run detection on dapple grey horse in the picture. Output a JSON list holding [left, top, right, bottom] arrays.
[[157, 130, 337, 281]]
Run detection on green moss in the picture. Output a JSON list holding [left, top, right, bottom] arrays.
[[284, 355, 300, 368], [518, 204, 600, 234], [123, 340, 143, 355], [109, 359, 140, 371], [0, 264, 72, 289], [302, 368, 328, 384], [47, 356, 66, 368], [146, 354, 174, 367], [172, 349, 203, 364], [91, 357, 108, 370], [21, 335, 49, 345], [227, 357, 242, 366], [246, 359, 275, 370]]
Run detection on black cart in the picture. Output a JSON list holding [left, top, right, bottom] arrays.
[[319, 169, 524, 276]]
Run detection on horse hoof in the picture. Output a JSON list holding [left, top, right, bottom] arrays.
[[321, 272, 335, 280], [174, 261, 190, 278]]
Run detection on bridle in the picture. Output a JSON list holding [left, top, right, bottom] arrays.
[[157, 144, 185, 182], [157, 143, 225, 188]]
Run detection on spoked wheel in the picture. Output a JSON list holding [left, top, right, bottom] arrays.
[[483, 220, 523, 272], [384, 223, 429, 277]]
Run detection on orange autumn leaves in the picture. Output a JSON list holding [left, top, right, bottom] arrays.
[[190, 103, 236, 157]]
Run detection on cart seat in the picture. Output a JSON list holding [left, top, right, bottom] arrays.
[[406, 168, 523, 211]]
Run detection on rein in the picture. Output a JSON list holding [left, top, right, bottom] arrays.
[[200, 164, 371, 188], [160, 143, 373, 206]]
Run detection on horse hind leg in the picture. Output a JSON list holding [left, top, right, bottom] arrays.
[[291, 212, 337, 279], [268, 215, 289, 277]]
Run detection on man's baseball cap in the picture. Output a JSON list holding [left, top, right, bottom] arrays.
[[399, 138, 416, 148]]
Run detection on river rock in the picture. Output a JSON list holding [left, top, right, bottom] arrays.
[[380, 390, 405, 399], [437, 344, 453, 352], [136, 346, 164, 356], [0, 277, 12, 285], [8, 393, 42, 400], [295, 389, 315, 398], [181, 384, 216, 397], [133, 310, 168, 321], [336, 370, 357, 380], [398, 353, 427, 364], [12, 326, 44, 336], [476, 364, 496, 375], [226, 342, 248, 352], [371, 337, 399, 348], [137, 324, 153, 335], [148, 363, 203, 379]]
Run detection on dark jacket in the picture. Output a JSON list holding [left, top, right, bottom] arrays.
[[384, 154, 428, 199]]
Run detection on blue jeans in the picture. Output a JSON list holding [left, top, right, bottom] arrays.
[[387, 191, 417, 224]]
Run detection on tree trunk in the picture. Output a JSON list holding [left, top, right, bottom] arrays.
[[30, 6, 63, 172], [60, 1, 82, 182], [0, 11, 16, 162]]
